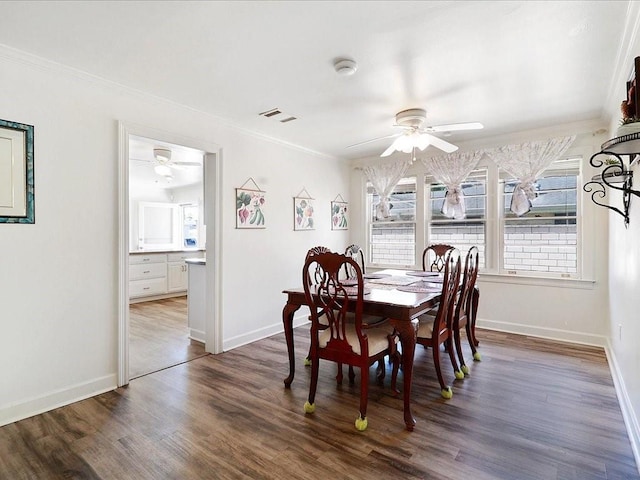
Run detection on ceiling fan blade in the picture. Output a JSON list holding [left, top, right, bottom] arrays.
[[346, 133, 401, 149], [425, 133, 459, 153], [428, 122, 484, 132], [380, 142, 399, 157], [173, 161, 201, 167]]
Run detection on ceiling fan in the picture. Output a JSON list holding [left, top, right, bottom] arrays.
[[131, 147, 202, 177], [348, 108, 483, 157]]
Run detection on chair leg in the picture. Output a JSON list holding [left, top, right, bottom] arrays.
[[336, 363, 344, 385], [356, 365, 369, 431], [304, 356, 320, 414], [446, 337, 463, 380], [348, 365, 356, 384], [466, 321, 481, 361], [304, 346, 312, 366], [432, 341, 453, 399], [470, 287, 480, 347], [390, 351, 401, 395], [376, 358, 386, 385], [453, 326, 469, 376]]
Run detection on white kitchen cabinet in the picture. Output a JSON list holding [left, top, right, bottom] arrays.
[[167, 251, 201, 292], [129, 250, 204, 301], [167, 262, 188, 292]]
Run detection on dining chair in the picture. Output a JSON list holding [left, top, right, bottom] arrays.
[[452, 246, 480, 376], [422, 243, 455, 272], [420, 243, 455, 318], [413, 247, 462, 399], [304, 245, 380, 385], [302, 251, 399, 431], [344, 244, 366, 278]]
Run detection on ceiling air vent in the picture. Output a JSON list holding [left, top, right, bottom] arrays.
[[259, 108, 282, 118], [259, 108, 298, 123]]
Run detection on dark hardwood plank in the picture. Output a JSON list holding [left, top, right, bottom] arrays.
[[1, 328, 637, 479]]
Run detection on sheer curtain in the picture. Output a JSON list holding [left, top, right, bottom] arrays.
[[486, 136, 575, 216], [421, 151, 484, 220], [362, 160, 411, 219]]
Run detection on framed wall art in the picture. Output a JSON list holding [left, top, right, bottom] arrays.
[[0, 118, 34, 224], [331, 194, 348, 230], [236, 178, 266, 229], [293, 187, 314, 231]]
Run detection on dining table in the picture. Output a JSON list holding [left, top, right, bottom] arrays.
[[281, 268, 445, 431]]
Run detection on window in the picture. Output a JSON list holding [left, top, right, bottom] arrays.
[[427, 169, 487, 268], [501, 158, 579, 276], [367, 176, 416, 266], [362, 154, 583, 279]]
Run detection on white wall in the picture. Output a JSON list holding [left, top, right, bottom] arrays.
[[603, 6, 640, 462], [0, 46, 349, 425]]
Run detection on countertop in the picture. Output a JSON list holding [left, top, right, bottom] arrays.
[[130, 248, 205, 255], [185, 258, 206, 265]]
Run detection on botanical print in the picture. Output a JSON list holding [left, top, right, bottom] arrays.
[[331, 201, 348, 230], [236, 188, 265, 228], [294, 197, 314, 230]]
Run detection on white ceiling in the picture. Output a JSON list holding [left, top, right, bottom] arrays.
[[0, 1, 632, 162]]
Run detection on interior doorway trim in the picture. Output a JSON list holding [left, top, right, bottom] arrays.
[[117, 121, 223, 387]]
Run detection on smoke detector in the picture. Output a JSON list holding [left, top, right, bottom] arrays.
[[334, 58, 358, 76]]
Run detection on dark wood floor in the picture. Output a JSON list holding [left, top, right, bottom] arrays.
[[1, 327, 638, 479], [129, 296, 207, 379]]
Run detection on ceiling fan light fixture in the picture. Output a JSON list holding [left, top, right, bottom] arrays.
[[415, 133, 431, 151], [153, 147, 172, 162]]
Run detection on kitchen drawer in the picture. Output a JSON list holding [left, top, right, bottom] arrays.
[[129, 253, 166, 265], [129, 278, 167, 298], [130, 262, 166, 280], [167, 251, 203, 263]]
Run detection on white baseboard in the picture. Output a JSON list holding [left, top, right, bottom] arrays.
[[0, 374, 117, 428], [477, 317, 608, 347], [223, 311, 309, 352], [189, 328, 206, 344], [604, 339, 640, 475]]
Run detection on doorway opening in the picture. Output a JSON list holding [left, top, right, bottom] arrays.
[[128, 135, 207, 378], [118, 122, 223, 386]]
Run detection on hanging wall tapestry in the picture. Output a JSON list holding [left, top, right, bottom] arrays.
[[331, 194, 348, 230], [236, 178, 266, 229], [293, 187, 315, 230]]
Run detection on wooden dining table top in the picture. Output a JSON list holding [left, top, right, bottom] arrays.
[[282, 269, 443, 320]]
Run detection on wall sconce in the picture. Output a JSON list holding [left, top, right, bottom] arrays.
[[583, 133, 640, 227]]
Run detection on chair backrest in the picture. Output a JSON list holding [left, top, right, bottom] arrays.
[[432, 248, 462, 337], [305, 246, 332, 287], [422, 244, 455, 272], [344, 244, 366, 278], [302, 251, 367, 357], [456, 246, 479, 320]]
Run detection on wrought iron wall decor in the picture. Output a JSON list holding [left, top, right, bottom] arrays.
[[583, 133, 640, 227]]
